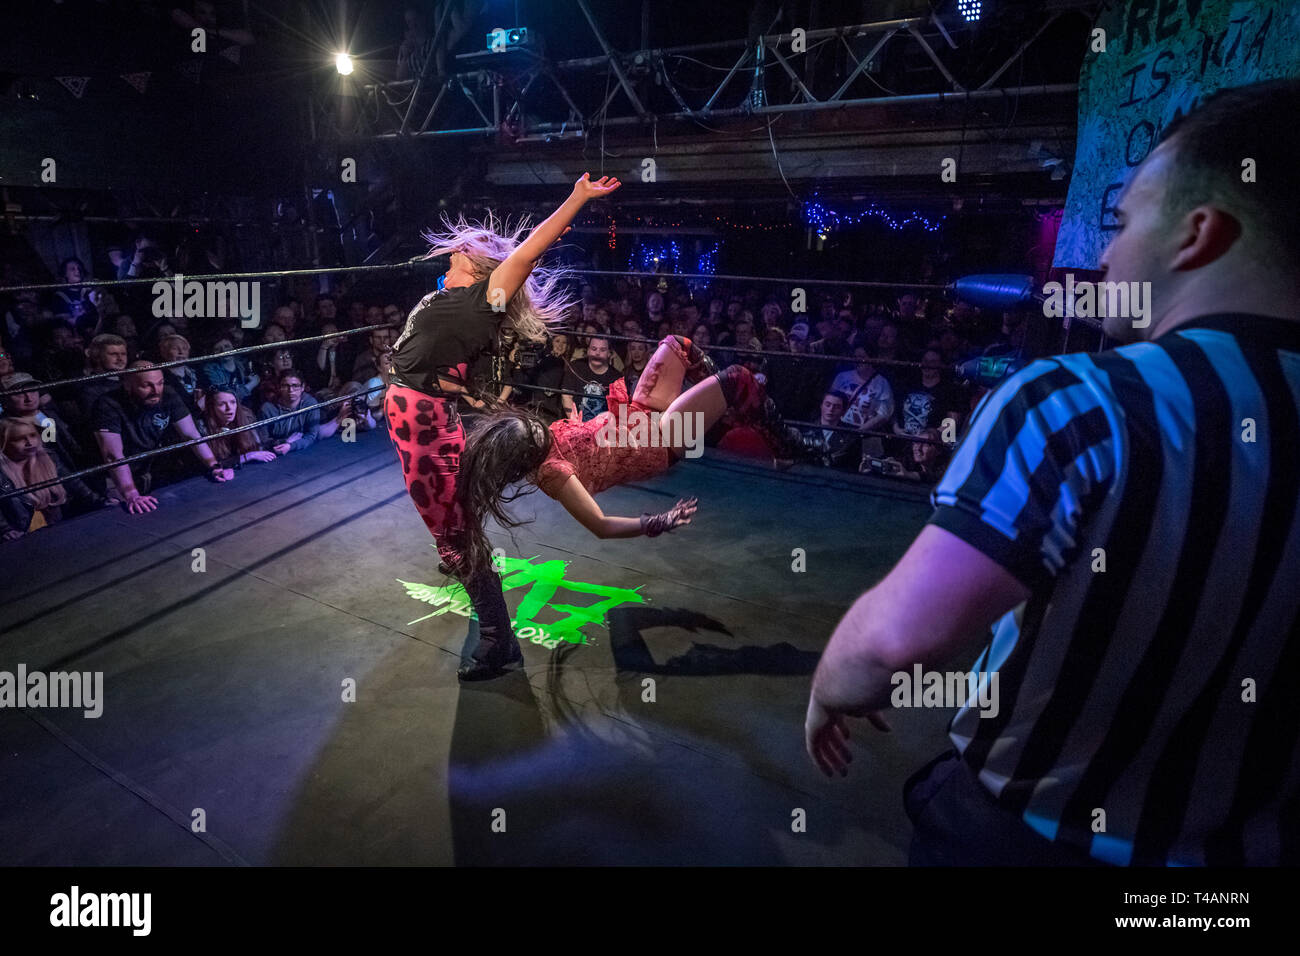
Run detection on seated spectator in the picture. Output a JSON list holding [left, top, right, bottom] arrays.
[[92, 361, 233, 512], [0, 417, 105, 540], [306, 322, 354, 398], [344, 298, 365, 328], [3, 291, 40, 369], [1, 372, 82, 469], [255, 347, 296, 407], [201, 388, 276, 468], [259, 369, 320, 455], [561, 336, 621, 422], [874, 322, 901, 363], [622, 336, 651, 394], [617, 317, 645, 363], [891, 348, 968, 446], [261, 323, 289, 345], [500, 332, 568, 423], [764, 322, 825, 423], [865, 428, 947, 484], [317, 381, 377, 439], [793, 391, 858, 471], [158, 333, 202, 418], [830, 345, 895, 458], [197, 336, 260, 405], [111, 314, 140, 357], [51, 257, 96, 334], [690, 323, 712, 350], [717, 314, 760, 368], [760, 300, 784, 332], [810, 316, 850, 360], [312, 294, 338, 327], [351, 327, 395, 383], [36, 321, 85, 383], [763, 326, 787, 352]]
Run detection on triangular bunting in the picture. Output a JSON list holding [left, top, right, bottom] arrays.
[[219, 45, 241, 65], [120, 72, 151, 94], [54, 76, 90, 99], [177, 59, 202, 84]]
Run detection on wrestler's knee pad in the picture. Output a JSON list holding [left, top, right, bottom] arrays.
[[715, 364, 763, 417]]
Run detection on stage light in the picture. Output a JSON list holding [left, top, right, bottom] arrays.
[[335, 53, 354, 76], [957, 0, 982, 22]]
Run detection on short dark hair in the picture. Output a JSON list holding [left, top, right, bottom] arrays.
[[823, 390, 848, 405], [1155, 78, 1300, 267], [279, 369, 305, 384]]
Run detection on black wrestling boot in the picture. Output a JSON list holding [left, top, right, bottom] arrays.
[[677, 335, 718, 387], [455, 563, 525, 681], [457, 640, 524, 681]]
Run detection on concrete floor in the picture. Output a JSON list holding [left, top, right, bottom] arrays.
[[0, 428, 955, 865]]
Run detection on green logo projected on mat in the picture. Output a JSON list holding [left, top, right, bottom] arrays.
[[399, 555, 646, 647]]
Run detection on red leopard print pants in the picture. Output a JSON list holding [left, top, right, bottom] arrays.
[[383, 385, 467, 568], [384, 384, 516, 659]]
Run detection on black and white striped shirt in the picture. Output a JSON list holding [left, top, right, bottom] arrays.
[[929, 313, 1300, 866]]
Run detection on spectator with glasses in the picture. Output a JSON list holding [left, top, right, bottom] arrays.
[[259, 369, 320, 456]]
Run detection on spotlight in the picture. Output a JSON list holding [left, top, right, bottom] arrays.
[[957, 0, 982, 22], [335, 53, 354, 76]]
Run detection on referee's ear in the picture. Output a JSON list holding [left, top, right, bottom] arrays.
[[1168, 204, 1243, 272]]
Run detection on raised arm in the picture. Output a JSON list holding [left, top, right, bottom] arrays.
[[487, 173, 621, 307]]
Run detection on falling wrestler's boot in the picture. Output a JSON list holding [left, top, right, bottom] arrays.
[[675, 335, 718, 387]]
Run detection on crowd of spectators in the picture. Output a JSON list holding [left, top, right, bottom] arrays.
[[1, 234, 1030, 543], [494, 275, 1029, 480], [0, 237, 404, 540]]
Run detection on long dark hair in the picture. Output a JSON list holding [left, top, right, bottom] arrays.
[[203, 388, 261, 460], [456, 402, 554, 576]]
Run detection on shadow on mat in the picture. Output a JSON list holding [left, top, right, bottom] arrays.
[[608, 606, 820, 676]]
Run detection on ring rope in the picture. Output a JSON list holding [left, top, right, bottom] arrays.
[[0, 260, 432, 296], [0, 385, 386, 503], [0, 321, 399, 398]]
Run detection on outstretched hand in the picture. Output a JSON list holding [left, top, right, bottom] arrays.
[[665, 496, 698, 530], [641, 496, 698, 537], [573, 173, 622, 201]]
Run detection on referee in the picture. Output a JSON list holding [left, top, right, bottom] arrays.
[[806, 78, 1300, 867]]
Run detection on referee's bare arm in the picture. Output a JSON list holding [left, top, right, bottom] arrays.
[[806, 526, 1029, 777]]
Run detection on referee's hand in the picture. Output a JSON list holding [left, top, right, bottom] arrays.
[[805, 694, 891, 778]]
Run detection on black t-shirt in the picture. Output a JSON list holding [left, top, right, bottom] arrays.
[[91, 385, 192, 456], [389, 276, 503, 395], [509, 353, 566, 421], [561, 360, 621, 421], [894, 374, 969, 435]]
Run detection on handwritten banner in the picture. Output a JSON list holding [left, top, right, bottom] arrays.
[[1054, 0, 1300, 269]]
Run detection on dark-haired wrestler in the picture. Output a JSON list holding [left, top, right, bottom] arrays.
[[455, 335, 771, 571]]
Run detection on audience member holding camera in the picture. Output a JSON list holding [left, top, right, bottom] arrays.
[[317, 381, 377, 439]]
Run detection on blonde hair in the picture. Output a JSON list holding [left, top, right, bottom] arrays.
[[0, 417, 65, 512], [422, 211, 576, 343]]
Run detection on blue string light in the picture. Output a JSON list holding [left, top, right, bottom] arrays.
[[802, 198, 945, 237], [695, 242, 720, 276], [629, 239, 721, 274]]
